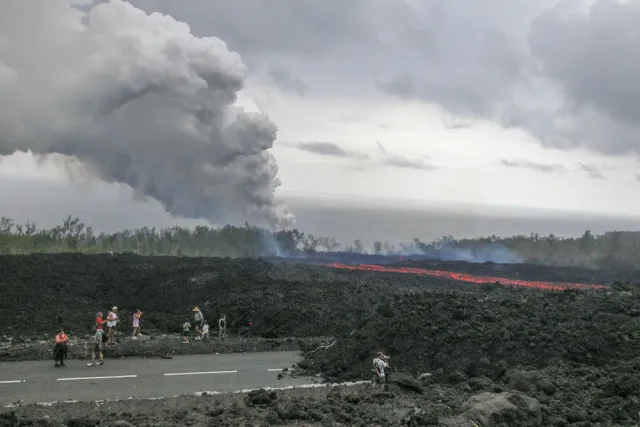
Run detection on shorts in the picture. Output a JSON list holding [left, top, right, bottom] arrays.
[[193, 320, 202, 329], [183, 330, 189, 337]]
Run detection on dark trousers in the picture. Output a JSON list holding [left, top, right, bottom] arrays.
[[54, 343, 67, 364]]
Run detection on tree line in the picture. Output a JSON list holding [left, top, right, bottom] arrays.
[[0, 215, 639, 269]]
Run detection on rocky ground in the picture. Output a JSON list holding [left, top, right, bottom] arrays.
[[0, 383, 549, 427], [1, 253, 640, 426]]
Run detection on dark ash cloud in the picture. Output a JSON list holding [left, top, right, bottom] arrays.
[[500, 159, 566, 173], [297, 142, 368, 160]]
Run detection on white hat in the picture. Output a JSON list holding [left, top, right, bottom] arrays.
[[112, 306, 118, 310]]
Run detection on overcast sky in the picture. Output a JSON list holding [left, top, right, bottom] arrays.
[[2, 0, 640, 231]]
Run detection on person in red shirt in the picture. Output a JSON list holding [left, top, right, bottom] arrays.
[[95, 311, 109, 345], [54, 328, 68, 367], [96, 312, 105, 330]]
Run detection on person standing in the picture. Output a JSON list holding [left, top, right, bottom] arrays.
[[132, 309, 142, 339], [182, 319, 191, 343], [95, 311, 105, 330], [218, 314, 227, 340], [87, 326, 104, 366], [54, 328, 68, 367], [106, 307, 119, 346], [192, 307, 204, 339], [371, 352, 390, 387]]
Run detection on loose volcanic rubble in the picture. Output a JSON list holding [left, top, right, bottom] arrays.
[[1, 253, 639, 426]]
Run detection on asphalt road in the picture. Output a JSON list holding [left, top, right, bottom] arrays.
[[0, 351, 315, 405]]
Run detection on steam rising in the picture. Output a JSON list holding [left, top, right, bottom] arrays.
[[0, 0, 294, 229]]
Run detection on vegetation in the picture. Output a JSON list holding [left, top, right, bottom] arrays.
[[0, 215, 639, 269]]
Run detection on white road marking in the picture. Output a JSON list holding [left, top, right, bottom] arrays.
[[0, 380, 25, 384], [267, 368, 284, 372], [57, 375, 137, 381], [163, 370, 238, 376]]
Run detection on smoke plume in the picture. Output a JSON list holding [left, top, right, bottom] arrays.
[[0, 0, 294, 229]]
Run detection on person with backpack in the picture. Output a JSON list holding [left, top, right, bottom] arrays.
[[371, 352, 390, 387]]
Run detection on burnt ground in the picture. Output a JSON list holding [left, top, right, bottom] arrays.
[[1, 253, 640, 426]]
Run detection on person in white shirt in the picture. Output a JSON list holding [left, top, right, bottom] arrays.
[[372, 352, 390, 387], [192, 307, 204, 339], [201, 323, 210, 341], [106, 307, 119, 346]]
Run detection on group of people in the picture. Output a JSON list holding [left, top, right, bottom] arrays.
[[182, 307, 227, 343], [52, 304, 251, 368]]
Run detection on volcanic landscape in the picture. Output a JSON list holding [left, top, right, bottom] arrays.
[[1, 253, 639, 426]]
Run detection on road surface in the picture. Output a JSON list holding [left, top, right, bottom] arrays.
[[0, 351, 315, 405]]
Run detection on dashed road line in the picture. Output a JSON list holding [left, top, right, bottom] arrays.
[[0, 380, 25, 384], [57, 375, 138, 381], [163, 370, 238, 377], [267, 368, 284, 372]]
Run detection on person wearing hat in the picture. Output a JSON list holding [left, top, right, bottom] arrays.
[[106, 306, 119, 346], [371, 352, 391, 387], [192, 307, 204, 338], [53, 328, 69, 367]]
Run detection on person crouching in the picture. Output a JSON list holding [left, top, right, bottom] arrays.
[[201, 322, 210, 341], [54, 328, 68, 367]]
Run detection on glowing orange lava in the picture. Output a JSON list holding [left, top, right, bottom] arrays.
[[326, 262, 605, 290]]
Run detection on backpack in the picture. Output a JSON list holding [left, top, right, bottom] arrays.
[[372, 359, 381, 375]]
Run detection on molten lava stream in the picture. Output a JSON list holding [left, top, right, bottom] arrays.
[[326, 262, 604, 290]]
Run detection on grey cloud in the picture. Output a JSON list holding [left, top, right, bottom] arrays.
[[376, 142, 435, 171], [523, 0, 640, 155], [268, 67, 310, 96], [376, 72, 417, 100], [442, 114, 475, 130], [500, 159, 566, 173], [297, 142, 368, 160], [384, 156, 436, 171], [576, 162, 605, 180], [126, 0, 640, 158], [128, 0, 378, 56], [0, 0, 294, 230]]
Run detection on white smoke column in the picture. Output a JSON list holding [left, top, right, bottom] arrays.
[[0, 0, 295, 229]]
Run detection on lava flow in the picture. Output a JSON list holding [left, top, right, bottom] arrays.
[[326, 263, 605, 291]]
